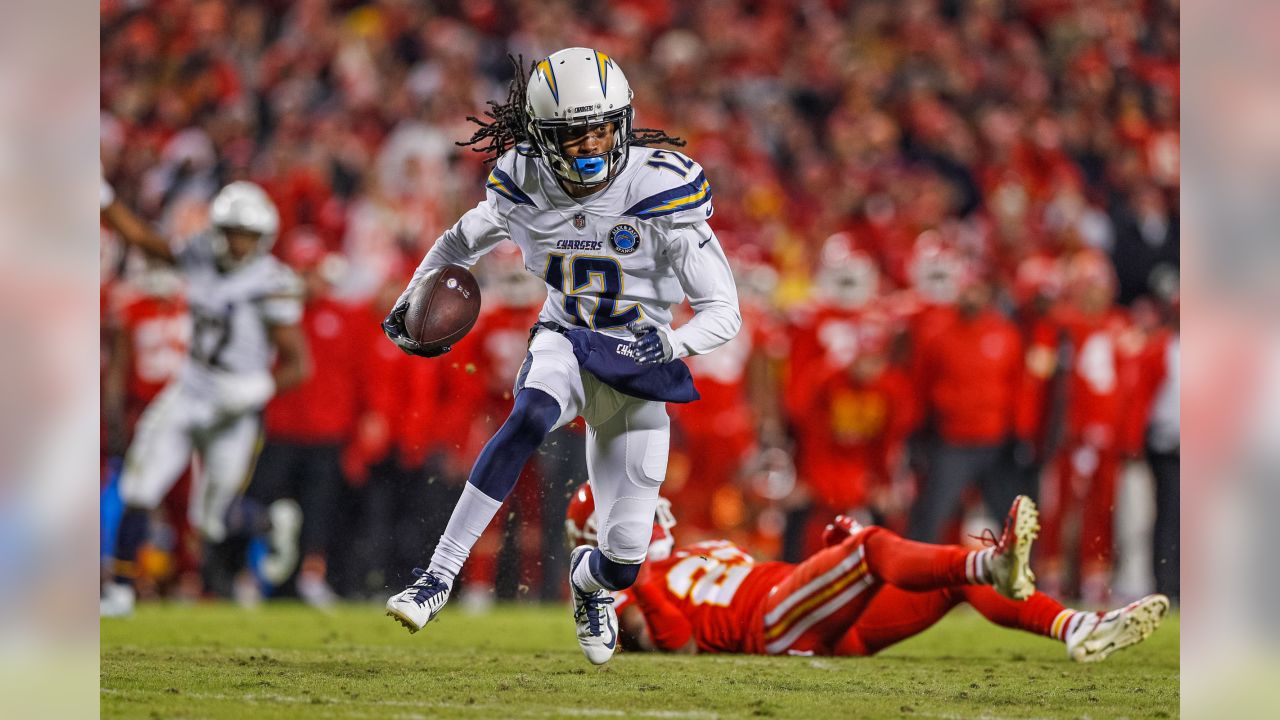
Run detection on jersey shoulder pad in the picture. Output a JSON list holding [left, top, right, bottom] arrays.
[[251, 255, 304, 300], [621, 147, 713, 226], [484, 149, 540, 209]]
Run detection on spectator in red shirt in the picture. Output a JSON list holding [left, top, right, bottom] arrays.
[[907, 268, 1026, 543], [794, 319, 915, 555]]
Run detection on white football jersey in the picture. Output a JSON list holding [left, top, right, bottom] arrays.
[[172, 231, 303, 394], [403, 146, 740, 358]]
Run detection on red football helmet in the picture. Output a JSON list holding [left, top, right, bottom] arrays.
[[564, 483, 678, 562]]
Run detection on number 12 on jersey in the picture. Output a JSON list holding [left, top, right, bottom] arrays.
[[544, 254, 641, 330]]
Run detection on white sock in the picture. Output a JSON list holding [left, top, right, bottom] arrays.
[[1064, 611, 1088, 639], [966, 547, 995, 584], [427, 483, 502, 585], [570, 549, 605, 596]]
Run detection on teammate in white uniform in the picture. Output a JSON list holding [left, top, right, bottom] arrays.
[[383, 48, 741, 664], [99, 179, 311, 617]]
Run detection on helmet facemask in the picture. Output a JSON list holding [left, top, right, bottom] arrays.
[[208, 181, 279, 272], [525, 106, 633, 187]]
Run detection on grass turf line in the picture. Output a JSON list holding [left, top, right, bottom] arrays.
[[102, 603, 1178, 719]]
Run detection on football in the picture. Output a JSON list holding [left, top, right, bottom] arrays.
[[403, 264, 482, 352]]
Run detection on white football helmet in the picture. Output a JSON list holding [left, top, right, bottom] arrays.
[[209, 181, 279, 269], [525, 47, 634, 186], [816, 232, 880, 309]]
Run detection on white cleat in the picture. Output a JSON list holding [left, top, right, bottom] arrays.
[[100, 582, 136, 618], [1067, 593, 1170, 663], [385, 568, 451, 633], [989, 495, 1040, 601], [569, 545, 618, 665]]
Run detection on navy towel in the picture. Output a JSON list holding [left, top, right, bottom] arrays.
[[538, 322, 700, 404]]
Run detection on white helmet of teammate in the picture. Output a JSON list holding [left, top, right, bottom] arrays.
[[525, 47, 634, 186], [209, 181, 279, 269]]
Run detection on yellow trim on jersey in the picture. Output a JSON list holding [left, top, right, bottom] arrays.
[[646, 179, 711, 215]]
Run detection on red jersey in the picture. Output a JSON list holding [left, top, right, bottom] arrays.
[[797, 365, 915, 510], [615, 540, 790, 653], [264, 296, 362, 443], [916, 309, 1024, 445], [1025, 307, 1142, 449], [782, 302, 896, 423], [115, 290, 190, 410]]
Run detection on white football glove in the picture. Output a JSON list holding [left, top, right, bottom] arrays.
[[215, 371, 276, 417]]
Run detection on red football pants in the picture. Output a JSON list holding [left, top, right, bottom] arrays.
[[831, 585, 1069, 656], [753, 527, 978, 654]]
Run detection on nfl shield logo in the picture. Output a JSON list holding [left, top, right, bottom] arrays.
[[572, 213, 586, 230]]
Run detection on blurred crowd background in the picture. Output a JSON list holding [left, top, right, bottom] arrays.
[[99, 0, 1179, 610]]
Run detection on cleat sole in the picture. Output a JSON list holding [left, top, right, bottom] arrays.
[[385, 608, 421, 634], [1073, 594, 1169, 663]]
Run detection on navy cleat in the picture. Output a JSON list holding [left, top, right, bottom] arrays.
[[569, 545, 619, 665], [385, 568, 451, 633]]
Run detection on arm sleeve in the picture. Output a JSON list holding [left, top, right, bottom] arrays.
[[632, 580, 695, 652], [396, 199, 510, 306], [664, 222, 741, 359]]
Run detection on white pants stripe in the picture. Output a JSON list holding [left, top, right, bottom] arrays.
[[764, 574, 877, 654], [763, 545, 866, 627]]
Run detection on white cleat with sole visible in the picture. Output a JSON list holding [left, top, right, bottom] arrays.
[[569, 545, 618, 665], [1067, 593, 1170, 663], [989, 495, 1041, 601], [385, 568, 451, 633]]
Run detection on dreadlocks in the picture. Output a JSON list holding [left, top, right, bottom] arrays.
[[457, 55, 685, 165]]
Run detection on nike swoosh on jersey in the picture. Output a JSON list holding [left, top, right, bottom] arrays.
[[698, 237, 713, 248]]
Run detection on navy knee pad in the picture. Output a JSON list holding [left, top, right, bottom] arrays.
[[589, 548, 642, 590]]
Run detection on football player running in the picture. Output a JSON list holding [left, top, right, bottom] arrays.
[[564, 484, 1168, 663], [100, 177, 311, 617], [382, 49, 740, 665]]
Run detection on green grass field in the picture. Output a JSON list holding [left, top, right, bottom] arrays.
[[102, 602, 1178, 719]]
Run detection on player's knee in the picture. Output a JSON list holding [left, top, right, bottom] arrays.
[[600, 499, 657, 564], [506, 388, 560, 443]]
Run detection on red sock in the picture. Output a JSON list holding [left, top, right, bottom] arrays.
[[862, 528, 990, 591], [960, 586, 1078, 641]]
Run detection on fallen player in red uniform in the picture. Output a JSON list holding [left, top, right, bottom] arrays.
[[565, 484, 1167, 662]]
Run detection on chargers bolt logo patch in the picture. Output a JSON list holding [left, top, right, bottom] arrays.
[[609, 224, 640, 255]]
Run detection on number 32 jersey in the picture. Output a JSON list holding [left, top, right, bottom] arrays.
[[614, 540, 792, 653], [403, 146, 740, 359]]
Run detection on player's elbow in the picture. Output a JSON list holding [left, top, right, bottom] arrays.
[[725, 304, 743, 340]]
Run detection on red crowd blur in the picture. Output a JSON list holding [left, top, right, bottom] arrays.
[[101, 0, 1179, 607]]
